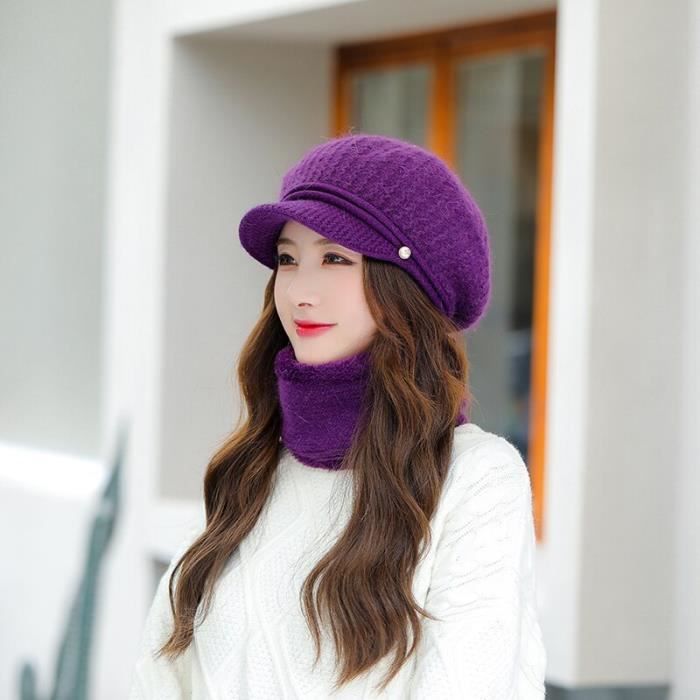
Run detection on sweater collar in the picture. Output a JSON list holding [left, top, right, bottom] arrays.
[[274, 343, 372, 470]]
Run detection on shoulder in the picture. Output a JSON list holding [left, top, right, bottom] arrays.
[[439, 422, 533, 516], [155, 523, 205, 597], [449, 422, 529, 479], [170, 524, 204, 575]]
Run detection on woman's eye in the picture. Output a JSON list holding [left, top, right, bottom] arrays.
[[274, 252, 350, 266], [324, 253, 350, 264]]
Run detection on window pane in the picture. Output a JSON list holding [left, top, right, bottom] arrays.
[[455, 49, 546, 466], [349, 64, 431, 146]]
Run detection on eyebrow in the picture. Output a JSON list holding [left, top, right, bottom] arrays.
[[276, 236, 339, 248]]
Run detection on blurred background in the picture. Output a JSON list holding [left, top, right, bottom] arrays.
[[1, 0, 698, 698]]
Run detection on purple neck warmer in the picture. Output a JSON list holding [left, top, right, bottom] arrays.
[[273, 343, 470, 471], [274, 343, 372, 470]]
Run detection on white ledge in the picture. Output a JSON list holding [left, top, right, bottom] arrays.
[[0, 441, 105, 500]]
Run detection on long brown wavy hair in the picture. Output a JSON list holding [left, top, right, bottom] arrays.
[[155, 254, 472, 693]]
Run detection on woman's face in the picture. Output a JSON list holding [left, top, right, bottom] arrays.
[[273, 220, 377, 365]]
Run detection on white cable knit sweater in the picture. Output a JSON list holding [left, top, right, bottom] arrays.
[[128, 422, 547, 699]]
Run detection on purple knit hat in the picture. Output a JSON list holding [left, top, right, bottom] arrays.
[[239, 133, 492, 331]]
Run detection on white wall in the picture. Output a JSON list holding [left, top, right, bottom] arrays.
[[0, 0, 112, 456], [159, 36, 333, 500], [540, 0, 599, 682], [672, 0, 700, 697], [582, 0, 688, 683], [544, 0, 693, 688], [0, 1, 112, 697]]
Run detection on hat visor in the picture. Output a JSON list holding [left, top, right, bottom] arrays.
[[238, 199, 370, 269]]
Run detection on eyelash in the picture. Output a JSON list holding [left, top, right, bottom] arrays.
[[275, 252, 351, 267]]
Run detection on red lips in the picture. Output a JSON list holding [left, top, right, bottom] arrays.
[[294, 320, 334, 328]]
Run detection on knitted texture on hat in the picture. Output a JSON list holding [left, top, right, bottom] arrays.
[[274, 343, 470, 471], [239, 134, 492, 331]]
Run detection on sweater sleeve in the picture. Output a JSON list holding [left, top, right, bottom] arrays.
[[408, 441, 547, 699], [127, 526, 202, 700]]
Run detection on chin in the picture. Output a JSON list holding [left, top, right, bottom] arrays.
[[292, 347, 332, 365], [290, 342, 347, 365]]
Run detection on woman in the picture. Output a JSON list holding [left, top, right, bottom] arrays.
[[128, 133, 547, 698]]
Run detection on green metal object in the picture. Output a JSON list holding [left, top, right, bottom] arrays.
[[18, 419, 129, 700]]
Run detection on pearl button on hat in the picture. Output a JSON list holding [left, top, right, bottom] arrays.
[[238, 133, 492, 331]]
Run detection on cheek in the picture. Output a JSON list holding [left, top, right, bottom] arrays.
[[273, 278, 284, 315], [337, 276, 374, 323]]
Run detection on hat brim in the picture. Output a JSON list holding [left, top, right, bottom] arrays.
[[238, 199, 372, 269]]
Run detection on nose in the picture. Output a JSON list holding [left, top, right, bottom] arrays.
[[283, 268, 322, 307]]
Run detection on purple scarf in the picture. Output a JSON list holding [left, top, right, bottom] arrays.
[[274, 344, 371, 470], [273, 343, 469, 471]]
